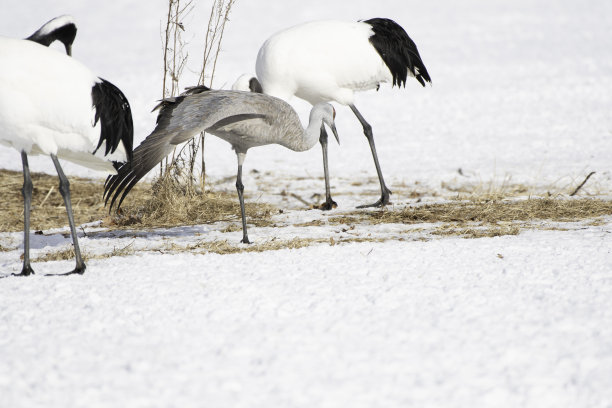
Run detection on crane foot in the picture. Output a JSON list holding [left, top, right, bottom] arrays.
[[45, 264, 86, 277], [316, 198, 338, 211], [12, 265, 35, 277], [357, 190, 392, 209]]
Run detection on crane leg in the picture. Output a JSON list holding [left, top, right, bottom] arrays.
[[235, 153, 251, 244], [316, 125, 337, 210], [350, 104, 392, 208], [48, 155, 86, 276], [12, 152, 35, 276]]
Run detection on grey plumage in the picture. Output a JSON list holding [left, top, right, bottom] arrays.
[[105, 85, 338, 243]]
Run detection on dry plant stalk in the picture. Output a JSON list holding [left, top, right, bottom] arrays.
[[196, 0, 237, 189], [161, 0, 193, 101], [160, 0, 194, 176], [570, 172, 596, 196], [155, 0, 237, 207], [199, 0, 237, 87]]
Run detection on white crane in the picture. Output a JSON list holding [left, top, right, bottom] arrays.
[[0, 36, 133, 276], [104, 85, 339, 244], [233, 18, 431, 209]]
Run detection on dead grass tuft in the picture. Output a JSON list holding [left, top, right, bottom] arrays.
[[32, 246, 80, 263], [173, 237, 328, 254], [293, 219, 326, 227], [106, 171, 277, 230], [31, 241, 137, 264], [165, 236, 393, 254], [433, 224, 521, 239]]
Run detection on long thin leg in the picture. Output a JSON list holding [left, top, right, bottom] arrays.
[[13, 152, 35, 276], [50, 155, 86, 275], [350, 104, 392, 208], [316, 125, 337, 211], [235, 152, 250, 244]]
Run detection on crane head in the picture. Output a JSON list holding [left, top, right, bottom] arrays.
[[320, 103, 339, 145], [26, 15, 77, 56]]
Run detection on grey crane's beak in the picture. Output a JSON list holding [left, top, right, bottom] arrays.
[[65, 43, 72, 57], [330, 123, 340, 145]]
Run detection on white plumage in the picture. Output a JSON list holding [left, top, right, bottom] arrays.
[[256, 20, 392, 105], [0, 38, 128, 172], [0, 34, 133, 276]]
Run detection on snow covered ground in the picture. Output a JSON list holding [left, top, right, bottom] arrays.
[[1, 0, 612, 407]]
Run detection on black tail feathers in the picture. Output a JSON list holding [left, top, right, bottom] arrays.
[[91, 78, 134, 162], [364, 18, 431, 87]]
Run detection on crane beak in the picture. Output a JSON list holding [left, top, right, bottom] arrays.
[[330, 123, 340, 145], [65, 44, 72, 57]]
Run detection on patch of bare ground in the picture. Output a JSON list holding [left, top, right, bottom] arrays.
[[328, 197, 612, 238]]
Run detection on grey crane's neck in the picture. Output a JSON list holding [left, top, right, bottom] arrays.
[[282, 110, 324, 152]]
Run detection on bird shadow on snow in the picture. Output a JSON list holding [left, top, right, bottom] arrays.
[[0, 225, 213, 279], [6, 225, 208, 254], [86, 224, 209, 240]]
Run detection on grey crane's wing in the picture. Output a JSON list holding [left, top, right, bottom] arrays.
[[104, 89, 274, 211]]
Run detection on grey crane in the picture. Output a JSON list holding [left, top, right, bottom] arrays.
[[104, 85, 339, 244]]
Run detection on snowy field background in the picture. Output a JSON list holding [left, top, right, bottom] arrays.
[[1, 0, 612, 407]]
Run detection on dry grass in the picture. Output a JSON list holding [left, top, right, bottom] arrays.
[[0, 169, 113, 232], [31, 241, 137, 263], [184, 237, 327, 254], [293, 219, 327, 228], [3, 168, 612, 256], [107, 173, 277, 229], [368, 198, 612, 225], [0, 169, 276, 233], [32, 246, 78, 263], [326, 198, 612, 239], [29, 235, 394, 260], [432, 224, 521, 239]]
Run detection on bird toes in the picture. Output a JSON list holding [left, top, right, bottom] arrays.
[[45, 263, 86, 277], [356, 195, 391, 209], [12, 265, 35, 277], [316, 198, 338, 211]]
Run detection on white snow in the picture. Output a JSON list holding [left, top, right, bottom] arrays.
[[1, 0, 612, 407]]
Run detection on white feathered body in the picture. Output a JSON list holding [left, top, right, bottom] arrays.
[[0, 37, 127, 172], [256, 20, 392, 105]]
